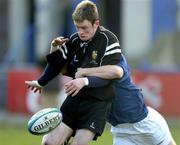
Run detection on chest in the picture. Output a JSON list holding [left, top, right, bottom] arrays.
[[71, 39, 107, 68]]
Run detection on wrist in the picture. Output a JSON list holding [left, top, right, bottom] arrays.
[[50, 44, 60, 53], [81, 68, 88, 76], [34, 80, 43, 88], [83, 77, 89, 86]]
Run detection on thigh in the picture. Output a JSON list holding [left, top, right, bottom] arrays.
[[71, 129, 95, 145], [111, 107, 174, 145], [41, 122, 73, 145], [113, 133, 171, 145], [113, 134, 136, 145], [143, 107, 174, 145], [60, 96, 79, 130], [77, 99, 111, 140]]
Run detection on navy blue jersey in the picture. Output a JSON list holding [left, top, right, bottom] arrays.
[[107, 54, 148, 125], [87, 54, 148, 125]]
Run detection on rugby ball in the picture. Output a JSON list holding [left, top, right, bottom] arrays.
[[27, 108, 62, 135]]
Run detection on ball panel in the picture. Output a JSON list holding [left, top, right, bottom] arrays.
[[27, 108, 62, 135], [28, 108, 60, 127], [29, 108, 60, 122]]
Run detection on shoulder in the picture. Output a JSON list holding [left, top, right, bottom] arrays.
[[65, 32, 79, 48], [99, 26, 119, 45], [69, 32, 79, 43]]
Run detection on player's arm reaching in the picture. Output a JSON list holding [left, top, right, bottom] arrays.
[[25, 37, 69, 93], [75, 66, 123, 79]]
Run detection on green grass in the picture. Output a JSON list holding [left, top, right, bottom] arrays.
[[170, 127, 180, 144], [0, 126, 41, 145], [0, 123, 179, 145]]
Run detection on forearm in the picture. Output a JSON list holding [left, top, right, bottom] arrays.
[[87, 76, 111, 87], [38, 64, 60, 86], [38, 50, 67, 86], [80, 65, 123, 79]]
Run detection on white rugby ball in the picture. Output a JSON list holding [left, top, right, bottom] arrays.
[[28, 108, 62, 135]]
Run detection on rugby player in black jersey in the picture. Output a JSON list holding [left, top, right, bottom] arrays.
[[25, 1, 121, 145]]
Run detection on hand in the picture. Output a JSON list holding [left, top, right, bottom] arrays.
[[25, 80, 43, 93], [75, 68, 85, 78], [50, 37, 69, 53], [51, 37, 69, 47], [64, 78, 87, 96]]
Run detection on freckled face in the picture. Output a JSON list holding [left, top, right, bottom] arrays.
[[74, 20, 99, 41]]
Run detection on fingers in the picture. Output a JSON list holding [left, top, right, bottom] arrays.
[[71, 89, 80, 97], [66, 87, 79, 97], [56, 37, 69, 42], [61, 38, 69, 42], [75, 72, 80, 78], [50, 37, 69, 53], [64, 78, 86, 97], [25, 81, 32, 85], [75, 71, 83, 78], [52, 37, 69, 47], [34, 88, 42, 94], [25, 81, 42, 94], [75, 68, 82, 78], [27, 85, 42, 93], [77, 68, 82, 71], [65, 83, 77, 96], [65, 82, 80, 97]]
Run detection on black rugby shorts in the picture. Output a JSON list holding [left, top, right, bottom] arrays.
[[60, 95, 111, 140]]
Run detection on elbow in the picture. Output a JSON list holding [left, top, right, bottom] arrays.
[[112, 66, 123, 79]]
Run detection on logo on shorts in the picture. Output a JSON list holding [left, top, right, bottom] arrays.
[[90, 122, 95, 129]]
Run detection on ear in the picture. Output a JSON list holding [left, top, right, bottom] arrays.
[[94, 20, 99, 26]]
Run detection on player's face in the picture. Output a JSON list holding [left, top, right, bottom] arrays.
[[74, 20, 99, 41]]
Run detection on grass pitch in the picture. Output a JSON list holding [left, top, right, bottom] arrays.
[[0, 122, 179, 145]]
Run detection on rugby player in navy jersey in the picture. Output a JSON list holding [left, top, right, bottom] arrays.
[[25, 1, 122, 145], [74, 54, 177, 145]]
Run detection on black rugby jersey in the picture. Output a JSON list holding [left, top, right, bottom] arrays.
[[38, 26, 121, 100]]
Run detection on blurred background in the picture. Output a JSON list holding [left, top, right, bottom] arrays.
[[0, 0, 180, 144]]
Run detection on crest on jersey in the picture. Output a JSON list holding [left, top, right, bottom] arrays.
[[92, 50, 97, 60], [90, 50, 98, 66]]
